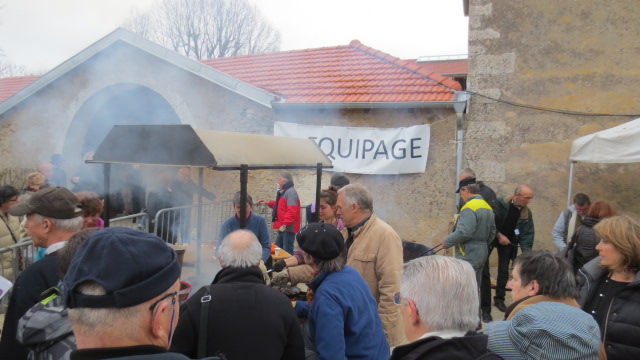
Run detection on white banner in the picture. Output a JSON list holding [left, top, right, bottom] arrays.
[[274, 122, 430, 174]]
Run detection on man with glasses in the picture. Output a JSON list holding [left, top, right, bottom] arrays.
[[481, 185, 535, 321], [552, 193, 590, 251], [390, 256, 500, 359], [63, 227, 215, 359]]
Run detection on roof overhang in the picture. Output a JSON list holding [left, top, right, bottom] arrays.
[[272, 100, 468, 110], [90, 124, 333, 170], [0, 28, 277, 117]]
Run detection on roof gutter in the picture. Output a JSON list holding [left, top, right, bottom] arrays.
[[271, 100, 468, 110]]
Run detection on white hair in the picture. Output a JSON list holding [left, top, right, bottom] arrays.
[[68, 282, 147, 338], [218, 230, 262, 268], [338, 183, 373, 212], [401, 255, 479, 332], [33, 213, 83, 232]]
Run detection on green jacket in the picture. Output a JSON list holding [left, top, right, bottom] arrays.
[[495, 195, 535, 251], [444, 195, 496, 271]]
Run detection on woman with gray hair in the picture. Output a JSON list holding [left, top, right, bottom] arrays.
[[294, 223, 389, 360]]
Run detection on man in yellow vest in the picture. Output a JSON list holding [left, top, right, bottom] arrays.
[[444, 182, 496, 290]]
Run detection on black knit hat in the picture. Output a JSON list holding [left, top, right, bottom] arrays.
[[456, 176, 477, 193], [297, 223, 344, 260], [330, 172, 350, 188], [63, 227, 181, 309]]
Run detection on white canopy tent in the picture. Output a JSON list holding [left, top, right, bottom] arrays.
[[567, 117, 640, 205]]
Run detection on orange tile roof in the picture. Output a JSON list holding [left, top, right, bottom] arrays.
[[0, 76, 38, 103], [413, 60, 468, 76], [202, 40, 462, 104]]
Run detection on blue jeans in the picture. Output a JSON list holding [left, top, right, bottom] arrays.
[[276, 231, 295, 255]]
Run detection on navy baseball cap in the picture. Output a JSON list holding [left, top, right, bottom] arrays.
[[63, 227, 181, 309]]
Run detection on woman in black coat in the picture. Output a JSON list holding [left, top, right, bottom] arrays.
[[577, 215, 640, 360]]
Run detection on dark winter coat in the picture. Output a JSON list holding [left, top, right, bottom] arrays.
[[170, 266, 304, 360], [0, 252, 61, 360], [389, 332, 502, 360], [577, 257, 640, 360], [563, 216, 601, 274], [495, 195, 535, 251]]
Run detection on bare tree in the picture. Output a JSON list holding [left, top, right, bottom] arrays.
[[0, 52, 28, 77], [123, 0, 281, 60]]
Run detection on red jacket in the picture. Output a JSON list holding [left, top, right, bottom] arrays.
[[268, 186, 301, 233]]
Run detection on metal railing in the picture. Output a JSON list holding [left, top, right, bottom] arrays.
[[0, 239, 37, 285], [153, 200, 234, 245], [109, 212, 149, 232]]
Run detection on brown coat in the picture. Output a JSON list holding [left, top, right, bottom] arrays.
[[342, 213, 404, 346], [0, 212, 21, 281]]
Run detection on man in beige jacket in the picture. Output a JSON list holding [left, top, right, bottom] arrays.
[[336, 183, 404, 346]]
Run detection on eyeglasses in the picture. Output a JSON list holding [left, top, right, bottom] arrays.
[[149, 291, 177, 313]]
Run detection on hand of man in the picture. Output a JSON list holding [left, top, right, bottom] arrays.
[[279, 225, 287, 232], [272, 260, 287, 273], [271, 271, 290, 287], [497, 232, 511, 246]]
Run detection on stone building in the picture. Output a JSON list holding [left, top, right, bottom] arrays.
[[0, 28, 466, 245], [464, 0, 640, 250]]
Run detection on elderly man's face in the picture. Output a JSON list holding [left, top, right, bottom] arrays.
[[25, 213, 48, 248], [277, 176, 287, 188], [513, 187, 534, 207], [336, 192, 358, 228]]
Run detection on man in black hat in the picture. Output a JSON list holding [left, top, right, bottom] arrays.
[[444, 183, 496, 291], [0, 187, 83, 359], [64, 227, 214, 359], [171, 230, 304, 360], [294, 223, 389, 359]]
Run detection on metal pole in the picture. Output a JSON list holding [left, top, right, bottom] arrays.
[[103, 163, 111, 227], [316, 163, 322, 219], [196, 167, 204, 276], [240, 165, 248, 229], [567, 161, 575, 207], [455, 112, 465, 208]]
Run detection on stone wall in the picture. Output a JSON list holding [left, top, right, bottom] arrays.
[[467, 0, 640, 250]]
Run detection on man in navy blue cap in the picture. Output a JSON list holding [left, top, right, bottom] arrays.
[[63, 227, 217, 360]]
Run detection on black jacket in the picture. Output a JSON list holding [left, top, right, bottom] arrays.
[[170, 266, 304, 360], [578, 257, 640, 360], [0, 252, 61, 360], [569, 216, 601, 273], [389, 332, 502, 360]]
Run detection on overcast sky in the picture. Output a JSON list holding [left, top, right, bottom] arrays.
[[0, 0, 468, 74]]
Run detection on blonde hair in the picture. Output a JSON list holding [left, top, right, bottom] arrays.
[[26, 172, 46, 187], [594, 215, 640, 273]]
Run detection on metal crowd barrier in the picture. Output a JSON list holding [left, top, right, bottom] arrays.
[[109, 212, 149, 232], [0, 239, 37, 285], [153, 200, 234, 245]]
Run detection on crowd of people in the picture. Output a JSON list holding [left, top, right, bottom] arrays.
[[0, 165, 639, 360]]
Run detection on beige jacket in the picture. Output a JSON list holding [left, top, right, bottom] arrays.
[[0, 212, 21, 281], [343, 213, 404, 346]]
